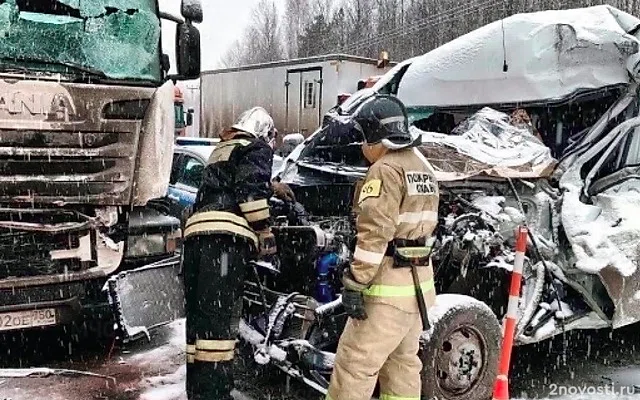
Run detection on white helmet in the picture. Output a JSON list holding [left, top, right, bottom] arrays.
[[232, 107, 275, 140]]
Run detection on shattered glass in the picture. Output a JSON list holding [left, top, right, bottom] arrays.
[[0, 0, 161, 82], [417, 107, 557, 181], [298, 115, 366, 167]]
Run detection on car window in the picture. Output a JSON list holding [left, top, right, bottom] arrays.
[[177, 156, 205, 189], [298, 119, 368, 167], [170, 153, 184, 185]]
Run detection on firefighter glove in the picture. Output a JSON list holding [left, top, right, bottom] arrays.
[[342, 270, 368, 320], [257, 228, 277, 257], [272, 181, 296, 203], [342, 288, 367, 320]]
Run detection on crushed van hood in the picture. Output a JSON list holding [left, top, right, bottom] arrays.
[[280, 107, 557, 185], [398, 5, 640, 108], [417, 108, 557, 181]]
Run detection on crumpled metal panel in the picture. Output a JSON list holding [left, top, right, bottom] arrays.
[[559, 93, 640, 328], [417, 108, 557, 181], [132, 80, 175, 206], [106, 255, 184, 342]]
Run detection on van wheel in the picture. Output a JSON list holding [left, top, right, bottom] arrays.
[[420, 294, 501, 400]]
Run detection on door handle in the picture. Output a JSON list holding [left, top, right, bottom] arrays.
[[168, 194, 180, 201]]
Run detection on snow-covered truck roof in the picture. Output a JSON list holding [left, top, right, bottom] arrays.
[[397, 5, 640, 108]]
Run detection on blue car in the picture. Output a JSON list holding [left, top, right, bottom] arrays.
[[165, 137, 283, 218]]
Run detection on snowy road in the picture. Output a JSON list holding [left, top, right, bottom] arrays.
[[1, 320, 640, 400]]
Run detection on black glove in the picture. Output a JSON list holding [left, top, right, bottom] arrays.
[[341, 270, 368, 320], [341, 288, 367, 320]]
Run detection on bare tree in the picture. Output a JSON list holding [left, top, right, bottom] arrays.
[[311, 0, 334, 20], [220, 0, 284, 67], [283, 0, 311, 58], [219, 39, 247, 68], [343, 0, 375, 56], [224, 0, 640, 67], [248, 0, 284, 63]]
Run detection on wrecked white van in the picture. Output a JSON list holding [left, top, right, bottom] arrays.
[[268, 5, 640, 398]]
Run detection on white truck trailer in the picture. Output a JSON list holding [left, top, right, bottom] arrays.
[[199, 54, 394, 138]]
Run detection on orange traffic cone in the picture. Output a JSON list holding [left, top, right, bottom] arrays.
[[492, 226, 528, 400], [493, 373, 509, 400]]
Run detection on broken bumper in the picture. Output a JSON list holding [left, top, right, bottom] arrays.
[[0, 279, 110, 333]]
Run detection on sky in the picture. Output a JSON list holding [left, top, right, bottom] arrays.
[[159, 0, 286, 71]]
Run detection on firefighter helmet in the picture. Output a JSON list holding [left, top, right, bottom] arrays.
[[352, 95, 417, 149], [232, 107, 275, 140]]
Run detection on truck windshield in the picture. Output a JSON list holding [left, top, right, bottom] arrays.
[[0, 0, 162, 83]]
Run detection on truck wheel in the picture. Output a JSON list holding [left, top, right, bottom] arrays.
[[420, 294, 501, 400]]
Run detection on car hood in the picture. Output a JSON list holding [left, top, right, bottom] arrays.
[[278, 107, 557, 186]]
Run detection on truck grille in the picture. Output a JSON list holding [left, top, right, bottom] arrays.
[[0, 281, 86, 306], [0, 229, 87, 279], [0, 208, 95, 280], [0, 128, 137, 204]]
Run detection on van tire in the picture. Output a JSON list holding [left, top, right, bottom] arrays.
[[420, 294, 501, 400]]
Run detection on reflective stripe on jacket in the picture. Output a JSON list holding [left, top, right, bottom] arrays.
[[185, 210, 258, 248], [194, 133, 273, 232], [351, 148, 439, 312]]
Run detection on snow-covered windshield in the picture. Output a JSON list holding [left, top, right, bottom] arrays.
[[0, 0, 162, 83]]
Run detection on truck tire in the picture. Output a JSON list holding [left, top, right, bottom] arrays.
[[420, 294, 501, 400]]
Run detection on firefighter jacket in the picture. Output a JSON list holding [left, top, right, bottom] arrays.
[[184, 133, 274, 249], [350, 147, 439, 313]]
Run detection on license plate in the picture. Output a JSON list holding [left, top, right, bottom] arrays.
[[0, 308, 57, 332]]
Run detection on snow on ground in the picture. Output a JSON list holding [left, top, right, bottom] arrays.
[[130, 319, 185, 366], [134, 319, 187, 400], [138, 365, 186, 400], [4, 315, 640, 400], [134, 319, 257, 400]]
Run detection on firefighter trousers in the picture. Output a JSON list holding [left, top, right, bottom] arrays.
[[326, 302, 423, 400], [183, 234, 251, 400]]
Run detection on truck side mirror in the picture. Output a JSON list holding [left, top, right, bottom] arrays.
[[186, 108, 194, 126], [161, 54, 171, 73], [176, 23, 201, 80], [181, 0, 203, 23]]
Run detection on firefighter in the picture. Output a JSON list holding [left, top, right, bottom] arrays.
[[183, 107, 278, 400], [326, 94, 439, 400]]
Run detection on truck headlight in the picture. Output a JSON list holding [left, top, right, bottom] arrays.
[[126, 229, 181, 258]]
